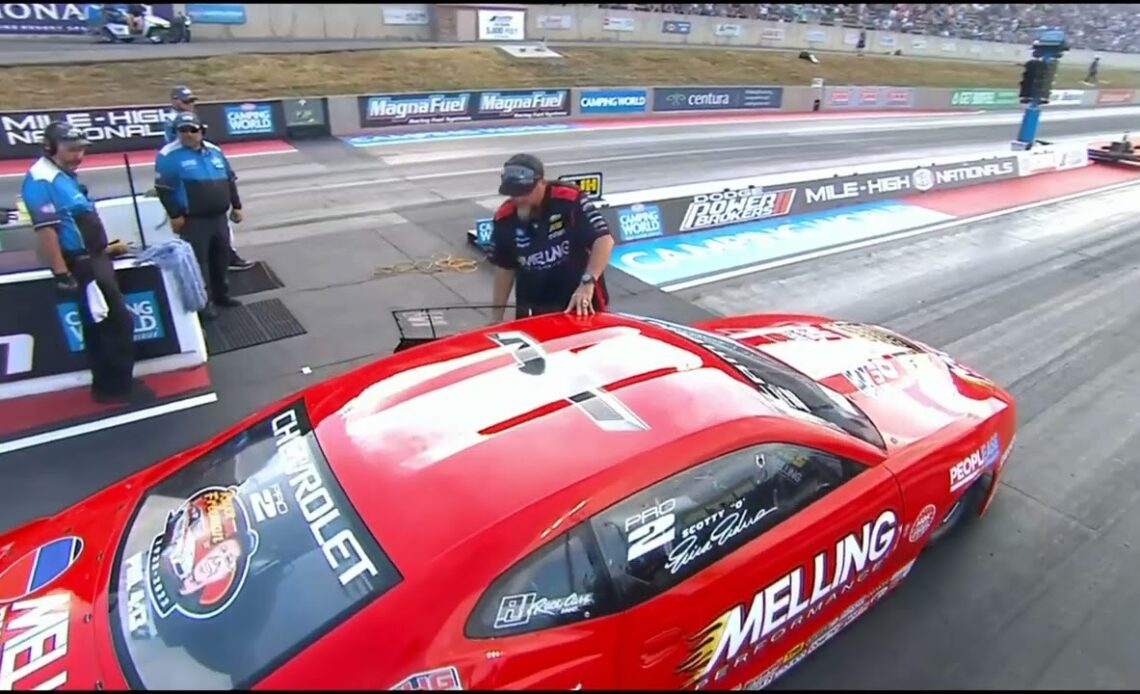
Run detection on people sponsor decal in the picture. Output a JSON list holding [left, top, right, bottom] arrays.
[[737, 559, 915, 690], [0, 537, 83, 604], [390, 665, 464, 691], [679, 187, 796, 233], [907, 504, 938, 543], [616, 203, 664, 242], [949, 433, 1001, 493], [57, 290, 166, 353], [676, 509, 900, 688], [147, 485, 261, 620], [0, 592, 72, 690], [493, 592, 595, 629]]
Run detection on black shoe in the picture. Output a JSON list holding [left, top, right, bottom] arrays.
[[215, 296, 243, 308], [229, 253, 255, 271], [199, 305, 218, 321], [92, 389, 131, 405], [128, 380, 157, 404]]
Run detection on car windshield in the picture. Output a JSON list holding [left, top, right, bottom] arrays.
[[634, 316, 887, 451], [107, 399, 402, 690]]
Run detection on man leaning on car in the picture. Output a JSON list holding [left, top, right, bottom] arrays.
[[488, 153, 615, 322]]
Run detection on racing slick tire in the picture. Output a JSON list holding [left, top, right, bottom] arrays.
[[926, 475, 988, 545]]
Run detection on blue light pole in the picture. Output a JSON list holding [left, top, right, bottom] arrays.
[[1013, 29, 1068, 151]]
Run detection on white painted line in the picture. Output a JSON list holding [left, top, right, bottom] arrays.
[[0, 148, 298, 179], [0, 392, 218, 456], [658, 178, 1140, 293]]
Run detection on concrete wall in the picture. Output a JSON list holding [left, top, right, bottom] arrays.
[[326, 85, 1140, 140], [175, 3, 1140, 70]]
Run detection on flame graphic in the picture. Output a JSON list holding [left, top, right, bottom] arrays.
[[675, 610, 733, 687]]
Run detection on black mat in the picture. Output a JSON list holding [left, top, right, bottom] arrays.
[[227, 261, 285, 297], [203, 298, 306, 355]]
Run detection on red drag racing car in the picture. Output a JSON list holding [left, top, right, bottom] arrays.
[[0, 310, 1016, 691]]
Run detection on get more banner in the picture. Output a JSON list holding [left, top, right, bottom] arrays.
[[357, 89, 571, 128], [0, 3, 173, 34], [0, 101, 287, 159]]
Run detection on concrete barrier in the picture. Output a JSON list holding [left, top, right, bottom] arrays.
[[1, 83, 1134, 160], [152, 3, 1140, 71]]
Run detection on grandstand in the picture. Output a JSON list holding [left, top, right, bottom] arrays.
[[596, 4, 1140, 53]]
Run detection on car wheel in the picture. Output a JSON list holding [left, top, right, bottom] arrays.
[[927, 478, 985, 544]]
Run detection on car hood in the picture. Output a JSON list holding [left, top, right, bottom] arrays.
[[0, 485, 138, 691], [695, 314, 1012, 449]]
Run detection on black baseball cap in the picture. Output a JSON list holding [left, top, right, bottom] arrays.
[[499, 153, 545, 197], [171, 85, 198, 103], [43, 121, 90, 149], [172, 111, 203, 130]]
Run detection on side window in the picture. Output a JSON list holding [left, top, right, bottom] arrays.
[[591, 443, 862, 606], [466, 526, 618, 639]]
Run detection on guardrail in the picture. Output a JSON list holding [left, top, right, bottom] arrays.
[[1, 84, 1135, 161]]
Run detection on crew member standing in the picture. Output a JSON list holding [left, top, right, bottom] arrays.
[[163, 85, 198, 144], [162, 84, 255, 271], [154, 111, 245, 320], [488, 154, 615, 322], [21, 122, 153, 404]]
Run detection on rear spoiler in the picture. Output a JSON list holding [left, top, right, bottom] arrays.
[[391, 304, 515, 352]]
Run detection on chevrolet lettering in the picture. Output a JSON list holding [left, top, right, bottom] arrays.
[[0, 309, 1016, 690]]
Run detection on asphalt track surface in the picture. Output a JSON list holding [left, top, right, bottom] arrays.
[[4, 107, 1140, 689]]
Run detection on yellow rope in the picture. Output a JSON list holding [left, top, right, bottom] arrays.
[[373, 252, 481, 277]]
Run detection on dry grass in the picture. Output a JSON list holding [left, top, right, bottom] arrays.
[[2, 45, 1137, 110]]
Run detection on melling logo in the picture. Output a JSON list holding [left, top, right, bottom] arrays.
[[678, 187, 796, 232]]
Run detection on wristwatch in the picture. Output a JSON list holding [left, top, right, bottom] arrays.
[[580, 272, 596, 285]]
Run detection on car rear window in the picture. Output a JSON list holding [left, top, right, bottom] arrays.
[[108, 400, 401, 690]]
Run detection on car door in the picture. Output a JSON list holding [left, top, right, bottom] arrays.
[[592, 441, 909, 690], [460, 523, 623, 690]]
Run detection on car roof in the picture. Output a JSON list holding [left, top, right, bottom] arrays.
[[304, 312, 810, 577]]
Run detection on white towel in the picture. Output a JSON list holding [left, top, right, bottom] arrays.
[[86, 281, 109, 324]]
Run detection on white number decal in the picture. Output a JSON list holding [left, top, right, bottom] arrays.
[[627, 514, 677, 561]]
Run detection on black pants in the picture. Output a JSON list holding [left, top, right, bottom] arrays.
[[183, 215, 231, 303], [66, 251, 136, 397]]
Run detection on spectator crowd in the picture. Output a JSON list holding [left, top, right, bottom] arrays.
[[596, 4, 1140, 53]]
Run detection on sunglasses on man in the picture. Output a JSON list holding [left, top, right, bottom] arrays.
[[178, 126, 201, 134]]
